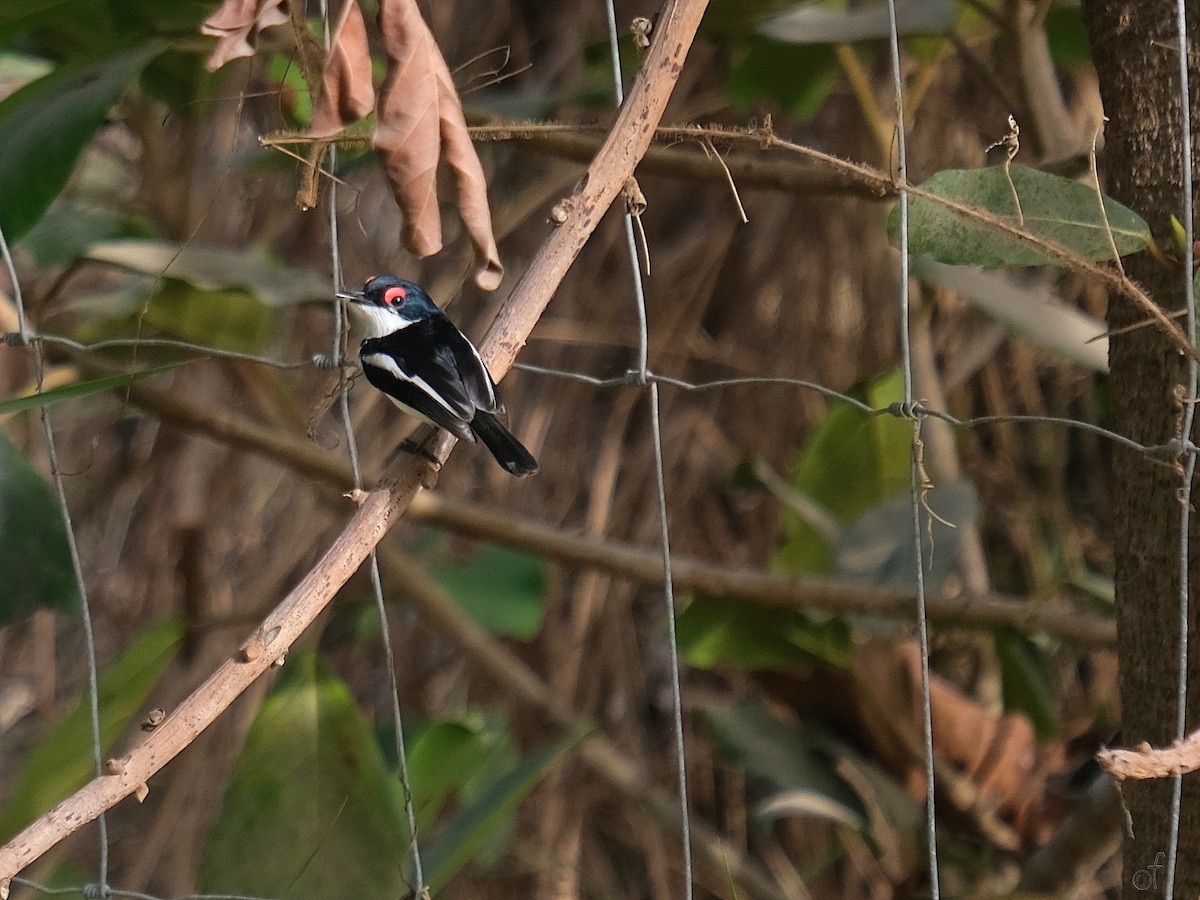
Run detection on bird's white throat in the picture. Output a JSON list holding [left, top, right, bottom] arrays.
[[348, 301, 414, 339]]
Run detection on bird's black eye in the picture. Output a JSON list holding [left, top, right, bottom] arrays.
[[383, 286, 407, 306]]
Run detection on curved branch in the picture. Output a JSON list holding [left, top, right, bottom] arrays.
[[0, 0, 712, 889]]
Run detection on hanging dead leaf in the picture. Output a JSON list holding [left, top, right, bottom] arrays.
[[375, 0, 445, 259], [309, 0, 376, 137], [436, 68, 503, 289], [201, 0, 289, 72], [374, 0, 503, 289]]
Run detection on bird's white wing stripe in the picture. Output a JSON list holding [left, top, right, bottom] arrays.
[[362, 352, 460, 417], [465, 341, 497, 407]]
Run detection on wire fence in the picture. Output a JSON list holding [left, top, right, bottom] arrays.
[[1, 0, 1197, 898]]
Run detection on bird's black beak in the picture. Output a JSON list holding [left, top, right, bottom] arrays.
[[336, 290, 365, 304]]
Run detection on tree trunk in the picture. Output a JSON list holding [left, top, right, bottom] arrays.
[[1081, 2, 1200, 896]]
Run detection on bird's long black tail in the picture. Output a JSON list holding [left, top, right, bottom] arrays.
[[471, 412, 539, 476]]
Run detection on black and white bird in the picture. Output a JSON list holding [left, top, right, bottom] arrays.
[[338, 275, 539, 476]]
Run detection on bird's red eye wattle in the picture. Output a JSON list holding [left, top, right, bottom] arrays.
[[383, 286, 408, 306]]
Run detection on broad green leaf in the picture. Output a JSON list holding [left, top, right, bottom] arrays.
[[1044, 4, 1092, 68], [758, 0, 955, 44], [87, 239, 331, 308], [0, 432, 76, 624], [421, 731, 579, 892], [995, 629, 1058, 739], [405, 720, 499, 834], [727, 39, 840, 123], [0, 0, 109, 48], [0, 43, 162, 242], [0, 620, 183, 840], [835, 479, 978, 592], [269, 52, 313, 127], [677, 593, 852, 670], [773, 370, 909, 574], [141, 281, 275, 355], [19, 198, 133, 267], [702, 0, 803, 36], [912, 258, 1109, 372], [431, 545, 545, 639], [201, 657, 412, 900], [0, 362, 188, 417], [897, 164, 1151, 267], [705, 701, 866, 830]]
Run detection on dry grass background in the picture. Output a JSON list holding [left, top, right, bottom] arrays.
[[0, 1, 1122, 896]]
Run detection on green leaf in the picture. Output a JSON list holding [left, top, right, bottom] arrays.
[[0, 0, 109, 49], [18, 198, 133, 267], [431, 545, 545, 639], [835, 479, 979, 592], [0, 432, 77, 624], [727, 39, 840, 123], [1044, 4, 1092, 68], [0, 620, 183, 841], [898, 164, 1151, 267], [0, 42, 162, 242], [676, 593, 852, 670], [704, 701, 866, 830], [421, 731, 579, 891], [406, 720, 500, 834], [773, 370, 910, 574], [141, 281, 275, 354], [86, 240, 331, 308], [995, 629, 1058, 739], [757, 0, 955, 44], [0, 362, 188, 417], [269, 52, 313, 127], [201, 656, 413, 899]]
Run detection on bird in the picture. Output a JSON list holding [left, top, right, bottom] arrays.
[[338, 275, 539, 476]]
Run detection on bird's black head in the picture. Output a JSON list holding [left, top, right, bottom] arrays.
[[338, 275, 439, 335]]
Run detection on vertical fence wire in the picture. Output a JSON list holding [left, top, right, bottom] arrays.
[[1, 222, 111, 892], [601, 2, 693, 896], [1165, 1, 1196, 896], [883, 1, 941, 896], [318, 1, 424, 892]]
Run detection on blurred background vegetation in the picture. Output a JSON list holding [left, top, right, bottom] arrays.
[[0, 0, 1143, 897]]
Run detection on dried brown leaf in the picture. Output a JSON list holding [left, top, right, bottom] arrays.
[[436, 68, 504, 289], [309, 0, 375, 137], [201, 0, 288, 72], [375, 0, 444, 258], [374, 0, 503, 289]]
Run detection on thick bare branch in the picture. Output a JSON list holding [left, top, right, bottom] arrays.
[[0, 0, 711, 889]]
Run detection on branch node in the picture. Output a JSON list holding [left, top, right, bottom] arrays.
[[548, 199, 572, 225], [240, 636, 266, 662], [631, 16, 654, 50], [104, 757, 127, 776], [134, 782, 150, 803], [140, 708, 165, 731]]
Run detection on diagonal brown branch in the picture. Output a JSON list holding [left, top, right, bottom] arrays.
[[0, 0, 713, 891]]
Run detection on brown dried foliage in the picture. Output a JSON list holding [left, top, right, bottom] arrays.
[[373, 0, 503, 289], [308, 0, 375, 136], [204, 0, 504, 290], [200, 0, 288, 72]]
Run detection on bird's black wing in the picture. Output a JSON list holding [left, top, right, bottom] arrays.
[[359, 315, 498, 441]]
